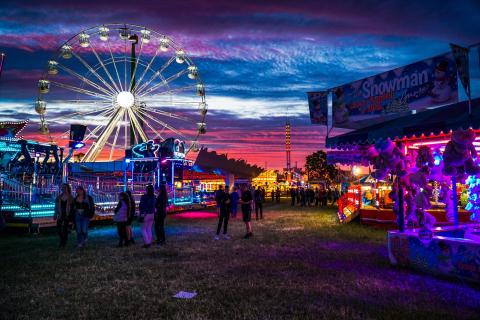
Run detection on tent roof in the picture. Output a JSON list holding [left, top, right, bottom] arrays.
[[326, 98, 480, 150]]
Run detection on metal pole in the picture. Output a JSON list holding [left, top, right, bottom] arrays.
[[123, 161, 127, 192], [0, 53, 5, 80], [398, 178, 405, 232], [452, 176, 459, 226]]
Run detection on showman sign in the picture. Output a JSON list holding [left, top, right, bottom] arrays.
[[332, 52, 458, 129]]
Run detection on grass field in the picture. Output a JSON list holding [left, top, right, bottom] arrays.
[[1, 200, 479, 320]]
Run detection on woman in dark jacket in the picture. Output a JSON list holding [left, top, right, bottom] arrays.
[[154, 184, 169, 245], [54, 183, 74, 248]]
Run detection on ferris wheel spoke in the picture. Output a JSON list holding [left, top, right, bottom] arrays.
[[129, 38, 144, 92], [124, 38, 128, 92], [56, 63, 114, 96], [134, 56, 175, 95], [138, 84, 196, 99], [89, 43, 121, 93], [136, 69, 188, 97], [127, 107, 149, 143], [72, 52, 117, 94], [81, 109, 117, 141], [83, 108, 124, 162], [109, 120, 122, 160], [106, 38, 124, 91], [133, 47, 161, 94], [123, 110, 128, 150], [50, 80, 113, 100], [133, 105, 194, 123], [135, 108, 188, 141], [131, 111, 165, 140], [47, 105, 113, 123]]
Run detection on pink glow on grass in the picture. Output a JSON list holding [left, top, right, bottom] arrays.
[[171, 211, 217, 219]]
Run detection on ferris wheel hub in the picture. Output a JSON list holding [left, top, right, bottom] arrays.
[[116, 91, 135, 108]]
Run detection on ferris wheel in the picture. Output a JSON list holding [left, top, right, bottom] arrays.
[[35, 23, 207, 162]]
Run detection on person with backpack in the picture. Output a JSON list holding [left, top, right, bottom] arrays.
[[113, 192, 129, 247], [139, 185, 156, 248], [54, 183, 74, 248], [254, 186, 264, 220], [73, 185, 95, 248], [155, 184, 169, 245]]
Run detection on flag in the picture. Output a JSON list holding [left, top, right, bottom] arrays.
[[450, 43, 470, 98]]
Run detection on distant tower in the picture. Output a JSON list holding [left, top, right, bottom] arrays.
[[285, 119, 291, 172]]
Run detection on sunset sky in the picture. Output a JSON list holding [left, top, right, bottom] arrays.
[[0, 0, 479, 169]]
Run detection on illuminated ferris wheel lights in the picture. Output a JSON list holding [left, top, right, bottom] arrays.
[[78, 32, 90, 47], [38, 80, 50, 93], [37, 24, 207, 162], [175, 50, 185, 64], [197, 122, 206, 134], [140, 29, 151, 43], [160, 38, 169, 51], [35, 99, 47, 115], [196, 83, 205, 96], [61, 44, 72, 59], [99, 26, 109, 41], [116, 91, 135, 109], [188, 66, 198, 79], [199, 102, 208, 116], [47, 60, 58, 75]]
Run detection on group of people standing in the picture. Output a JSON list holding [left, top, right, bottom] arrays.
[[54, 183, 95, 248], [290, 187, 340, 207], [214, 184, 258, 239], [112, 184, 169, 248], [54, 183, 169, 249]]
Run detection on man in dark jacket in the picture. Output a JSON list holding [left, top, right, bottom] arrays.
[[254, 186, 264, 220], [214, 185, 230, 240]]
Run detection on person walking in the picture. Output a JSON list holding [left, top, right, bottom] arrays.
[[230, 186, 239, 218], [139, 185, 156, 248], [254, 186, 264, 220], [113, 192, 129, 247], [125, 190, 136, 245], [315, 187, 320, 206], [214, 185, 230, 240], [275, 187, 280, 203], [73, 185, 95, 248], [300, 188, 306, 207], [155, 184, 169, 245], [290, 187, 296, 206], [271, 189, 275, 202], [240, 184, 253, 238], [54, 183, 74, 248]]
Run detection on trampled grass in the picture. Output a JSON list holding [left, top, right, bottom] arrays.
[[1, 200, 479, 319]]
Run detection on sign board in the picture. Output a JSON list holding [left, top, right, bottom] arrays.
[[332, 52, 458, 129]]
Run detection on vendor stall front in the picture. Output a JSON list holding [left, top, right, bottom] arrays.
[[327, 98, 480, 282], [328, 98, 480, 228]]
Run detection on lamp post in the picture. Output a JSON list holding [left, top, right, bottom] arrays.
[[0, 53, 5, 80]]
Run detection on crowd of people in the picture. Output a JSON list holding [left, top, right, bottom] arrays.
[[51, 182, 339, 249], [53, 183, 169, 249], [289, 187, 340, 207]]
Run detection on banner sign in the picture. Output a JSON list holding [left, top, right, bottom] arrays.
[[332, 52, 458, 129], [307, 91, 328, 125], [450, 43, 470, 98]]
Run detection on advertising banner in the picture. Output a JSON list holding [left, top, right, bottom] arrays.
[[307, 91, 328, 125], [332, 52, 458, 129]]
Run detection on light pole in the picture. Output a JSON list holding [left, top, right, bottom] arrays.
[[0, 53, 5, 80], [128, 34, 141, 147]]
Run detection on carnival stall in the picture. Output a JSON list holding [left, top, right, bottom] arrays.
[[327, 98, 480, 281]]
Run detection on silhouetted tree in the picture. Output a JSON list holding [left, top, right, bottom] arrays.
[[305, 150, 338, 186]]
